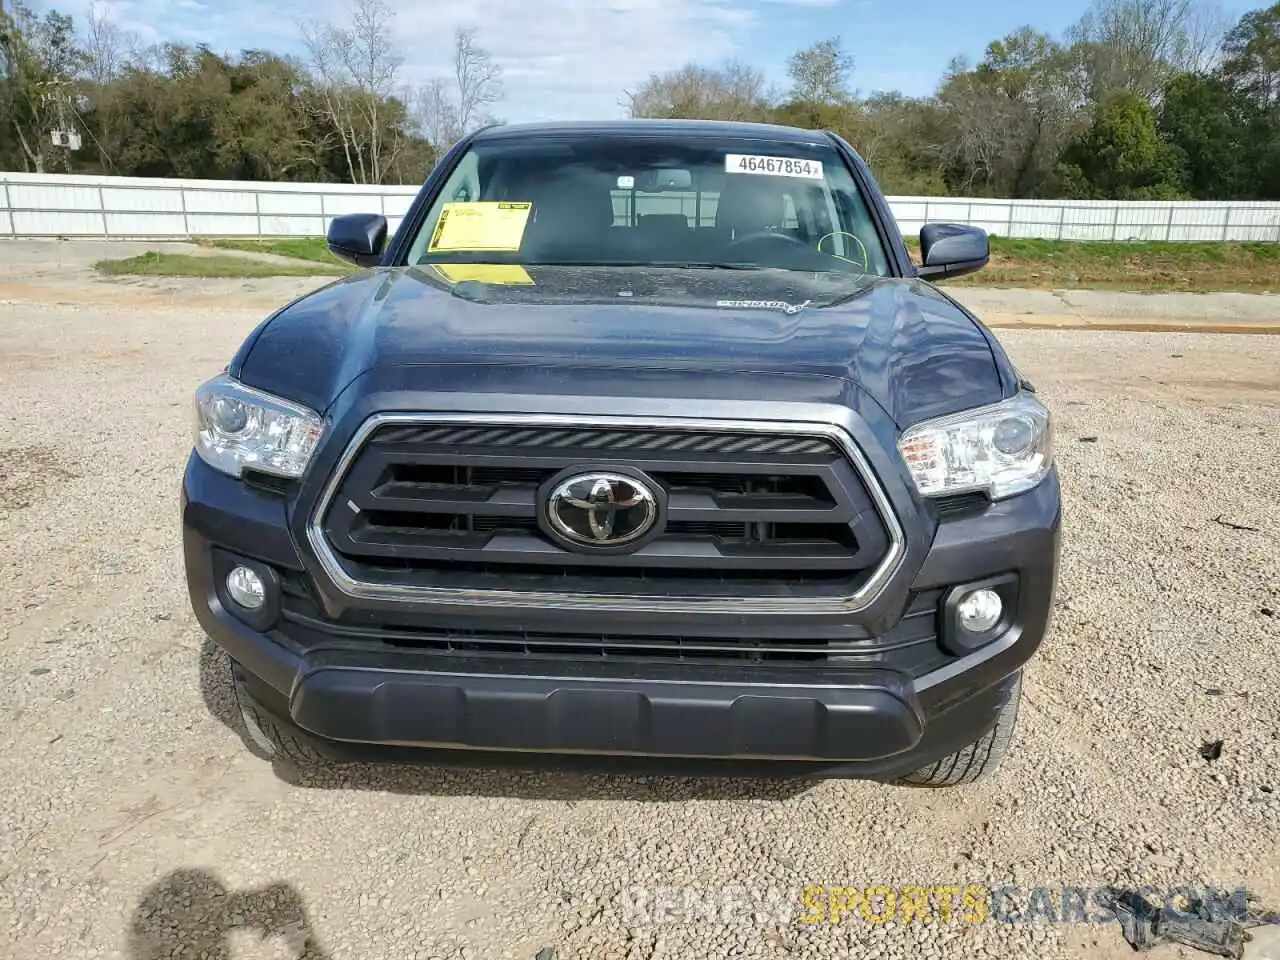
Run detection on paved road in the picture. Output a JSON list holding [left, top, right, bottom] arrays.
[[951, 287, 1280, 333]]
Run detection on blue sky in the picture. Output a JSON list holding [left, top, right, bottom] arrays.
[[42, 0, 1257, 122]]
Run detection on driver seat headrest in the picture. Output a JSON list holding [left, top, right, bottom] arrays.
[[527, 177, 616, 232], [716, 176, 788, 238]]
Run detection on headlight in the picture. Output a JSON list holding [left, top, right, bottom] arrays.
[[193, 374, 324, 479], [897, 392, 1052, 500]]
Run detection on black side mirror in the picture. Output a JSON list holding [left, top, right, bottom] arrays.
[[915, 223, 989, 281], [326, 213, 388, 268]]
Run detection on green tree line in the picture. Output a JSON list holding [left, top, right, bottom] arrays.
[[628, 0, 1280, 200], [2, 0, 1279, 200], [0, 0, 501, 183]]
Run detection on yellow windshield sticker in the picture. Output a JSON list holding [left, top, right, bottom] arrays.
[[427, 201, 533, 252], [431, 263, 534, 285]]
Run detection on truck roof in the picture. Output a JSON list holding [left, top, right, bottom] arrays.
[[471, 117, 833, 145]]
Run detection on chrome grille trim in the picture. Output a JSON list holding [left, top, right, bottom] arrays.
[[306, 413, 907, 615]]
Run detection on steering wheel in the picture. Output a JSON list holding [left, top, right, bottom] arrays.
[[816, 230, 870, 275], [727, 230, 808, 248]]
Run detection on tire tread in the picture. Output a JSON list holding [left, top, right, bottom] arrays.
[[231, 667, 332, 765], [895, 671, 1022, 788]]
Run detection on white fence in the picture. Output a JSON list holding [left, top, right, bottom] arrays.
[[4, 171, 1280, 243], [0, 173, 420, 240]]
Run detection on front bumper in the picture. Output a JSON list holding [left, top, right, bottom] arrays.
[[182, 445, 1061, 778], [290, 652, 924, 760]]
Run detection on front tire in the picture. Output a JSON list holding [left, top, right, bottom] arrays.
[[230, 660, 330, 765], [894, 670, 1023, 787]]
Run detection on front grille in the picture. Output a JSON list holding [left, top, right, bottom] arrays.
[[279, 574, 949, 674], [317, 419, 894, 604]]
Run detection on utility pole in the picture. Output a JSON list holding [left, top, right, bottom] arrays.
[[41, 78, 82, 172]]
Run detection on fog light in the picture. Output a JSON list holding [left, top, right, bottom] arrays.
[[957, 588, 1002, 633], [226, 566, 265, 610]]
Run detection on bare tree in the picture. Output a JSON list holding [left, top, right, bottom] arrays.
[[453, 27, 501, 136], [1183, 0, 1232, 73], [412, 26, 502, 152], [1068, 0, 1222, 102], [123, 40, 168, 73], [1221, 2, 1280, 108], [341, 0, 403, 182], [786, 36, 854, 104], [415, 75, 459, 147], [930, 31, 1091, 198], [301, 0, 404, 183], [623, 60, 769, 120], [301, 19, 359, 182], [936, 56, 1030, 193], [852, 91, 954, 194], [80, 2, 133, 84]]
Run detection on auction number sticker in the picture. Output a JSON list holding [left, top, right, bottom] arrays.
[[725, 154, 824, 180]]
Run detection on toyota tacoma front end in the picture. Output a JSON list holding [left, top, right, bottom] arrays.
[[182, 119, 1060, 785]]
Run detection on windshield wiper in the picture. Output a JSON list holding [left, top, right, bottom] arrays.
[[657, 261, 766, 271], [521, 260, 766, 271]]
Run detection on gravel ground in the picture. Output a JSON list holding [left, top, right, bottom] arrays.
[[1, 249, 1278, 960]]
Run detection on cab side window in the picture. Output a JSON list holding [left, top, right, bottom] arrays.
[[406, 153, 483, 263]]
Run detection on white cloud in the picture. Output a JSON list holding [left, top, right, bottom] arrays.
[[381, 0, 758, 120], [44, 0, 763, 122]]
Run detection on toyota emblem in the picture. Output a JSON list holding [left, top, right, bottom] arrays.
[[543, 471, 661, 550]]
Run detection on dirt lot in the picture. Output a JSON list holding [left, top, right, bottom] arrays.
[[1, 240, 1278, 960]]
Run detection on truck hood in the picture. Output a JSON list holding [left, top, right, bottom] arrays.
[[234, 263, 1005, 426]]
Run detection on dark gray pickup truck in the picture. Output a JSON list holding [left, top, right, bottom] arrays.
[[182, 118, 1060, 787]]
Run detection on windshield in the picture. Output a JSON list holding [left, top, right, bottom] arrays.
[[402, 133, 891, 278]]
